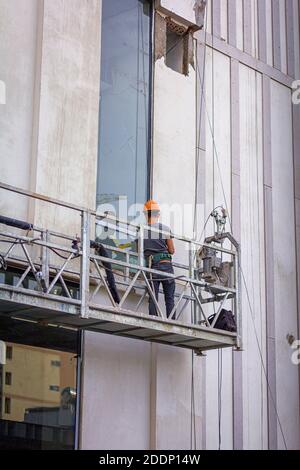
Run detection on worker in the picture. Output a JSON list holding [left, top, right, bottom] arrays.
[[142, 200, 176, 318]]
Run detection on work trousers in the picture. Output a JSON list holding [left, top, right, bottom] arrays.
[[96, 244, 120, 304], [148, 260, 175, 318]]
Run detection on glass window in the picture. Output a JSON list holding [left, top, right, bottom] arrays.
[[4, 397, 11, 414], [51, 360, 61, 367], [0, 319, 79, 450], [0, 267, 80, 300], [5, 372, 12, 386], [6, 346, 12, 360], [97, 0, 152, 218]]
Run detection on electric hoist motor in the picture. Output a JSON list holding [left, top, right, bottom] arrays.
[[196, 207, 234, 289], [197, 247, 233, 288]]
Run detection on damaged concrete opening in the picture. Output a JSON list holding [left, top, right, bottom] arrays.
[[166, 23, 185, 74], [155, 12, 194, 76]]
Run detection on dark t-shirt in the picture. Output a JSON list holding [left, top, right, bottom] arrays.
[[143, 222, 173, 258]]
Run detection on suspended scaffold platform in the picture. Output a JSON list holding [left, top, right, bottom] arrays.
[[0, 182, 242, 353]]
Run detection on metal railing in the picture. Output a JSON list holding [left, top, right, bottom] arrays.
[[0, 182, 241, 348]]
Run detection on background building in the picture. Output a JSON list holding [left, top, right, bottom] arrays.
[[1, 342, 76, 422], [0, 0, 299, 450]]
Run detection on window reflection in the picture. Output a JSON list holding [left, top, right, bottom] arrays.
[[0, 325, 78, 450]]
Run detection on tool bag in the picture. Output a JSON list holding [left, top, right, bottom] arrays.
[[151, 253, 172, 263], [208, 309, 237, 332]]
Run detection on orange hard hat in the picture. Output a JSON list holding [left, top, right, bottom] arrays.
[[143, 199, 160, 213]]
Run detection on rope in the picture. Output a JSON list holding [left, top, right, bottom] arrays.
[[218, 348, 223, 450], [190, 350, 197, 450]]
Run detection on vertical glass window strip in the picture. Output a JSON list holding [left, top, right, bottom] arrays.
[[97, 0, 152, 218], [5, 372, 12, 386], [5, 397, 11, 414], [6, 346, 12, 360]]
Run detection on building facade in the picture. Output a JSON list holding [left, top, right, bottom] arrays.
[[0, 0, 299, 450]]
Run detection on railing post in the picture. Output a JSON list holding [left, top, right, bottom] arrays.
[[41, 230, 49, 290], [138, 224, 144, 267], [188, 241, 194, 278], [80, 210, 90, 318], [189, 241, 197, 324], [125, 252, 130, 281], [235, 245, 242, 349]]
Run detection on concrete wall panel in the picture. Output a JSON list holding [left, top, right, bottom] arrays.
[[239, 64, 268, 449], [81, 332, 151, 450], [251, 0, 259, 59], [265, 0, 273, 66], [228, 0, 237, 47], [0, 0, 39, 220], [258, 0, 267, 63], [286, 0, 296, 77], [212, 0, 221, 38], [279, 0, 287, 75], [154, 346, 203, 450], [152, 58, 196, 240], [272, 0, 282, 71], [234, 0, 244, 51], [204, 47, 233, 450], [205, 0, 212, 34], [231, 57, 243, 450], [243, 0, 252, 55], [32, 0, 101, 235], [158, 0, 200, 26], [271, 80, 300, 449], [293, 0, 300, 78], [220, 0, 228, 42]]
